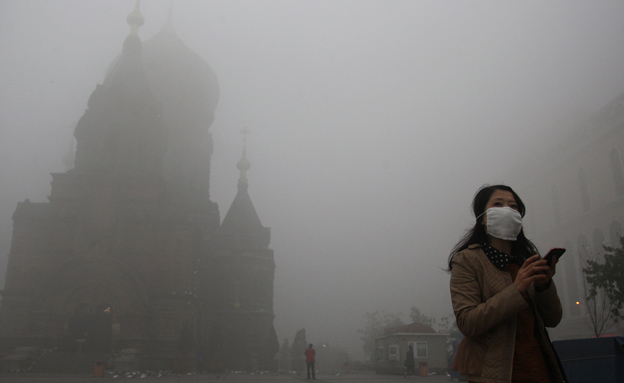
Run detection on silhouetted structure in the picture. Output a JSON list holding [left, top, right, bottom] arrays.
[[507, 92, 624, 340], [0, 3, 277, 373]]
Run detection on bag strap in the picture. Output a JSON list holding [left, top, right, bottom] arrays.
[[543, 328, 568, 383]]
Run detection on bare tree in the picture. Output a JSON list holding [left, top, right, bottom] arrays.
[[581, 268, 615, 337], [580, 246, 617, 337]]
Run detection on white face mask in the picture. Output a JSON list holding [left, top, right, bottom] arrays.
[[481, 206, 523, 241]]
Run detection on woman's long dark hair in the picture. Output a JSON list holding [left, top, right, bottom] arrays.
[[447, 184, 538, 270]]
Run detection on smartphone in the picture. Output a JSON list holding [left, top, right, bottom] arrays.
[[543, 247, 566, 266]]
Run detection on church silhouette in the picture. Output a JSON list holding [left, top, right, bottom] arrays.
[[0, 3, 277, 373]]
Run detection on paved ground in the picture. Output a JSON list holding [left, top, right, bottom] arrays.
[[0, 371, 457, 383]]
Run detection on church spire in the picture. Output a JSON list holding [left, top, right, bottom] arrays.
[[126, 0, 144, 36], [237, 127, 251, 185], [161, 1, 177, 34], [219, 127, 270, 248]]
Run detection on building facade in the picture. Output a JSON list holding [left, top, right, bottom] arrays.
[[374, 323, 448, 375], [0, 5, 278, 372], [509, 92, 624, 340]]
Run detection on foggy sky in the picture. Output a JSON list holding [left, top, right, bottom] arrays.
[[2, 0, 624, 359]]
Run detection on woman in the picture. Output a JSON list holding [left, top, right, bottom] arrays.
[[448, 185, 566, 383]]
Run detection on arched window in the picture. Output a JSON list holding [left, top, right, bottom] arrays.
[[611, 149, 624, 197], [578, 168, 591, 213], [551, 185, 562, 225]]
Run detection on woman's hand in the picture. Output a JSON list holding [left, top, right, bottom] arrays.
[[535, 254, 558, 292], [514, 255, 552, 293]]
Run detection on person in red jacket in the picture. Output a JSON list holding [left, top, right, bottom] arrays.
[[304, 343, 316, 380]]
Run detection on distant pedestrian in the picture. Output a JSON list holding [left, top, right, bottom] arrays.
[[403, 344, 415, 377], [304, 343, 316, 380]]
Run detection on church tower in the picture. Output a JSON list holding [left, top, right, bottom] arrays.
[[203, 129, 278, 371], [0, 2, 277, 373]]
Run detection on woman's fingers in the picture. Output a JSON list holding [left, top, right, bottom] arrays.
[[515, 255, 550, 292]]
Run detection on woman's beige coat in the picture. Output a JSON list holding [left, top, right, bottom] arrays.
[[450, 244, 565, 383]]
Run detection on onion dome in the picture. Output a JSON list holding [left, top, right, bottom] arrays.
[[141, 12, 219, 128], [139, 11, 220, 202], [73, 1, 166, 175]]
